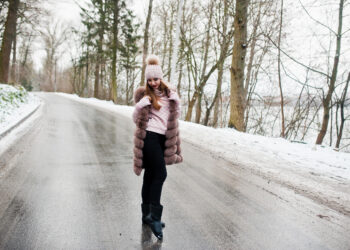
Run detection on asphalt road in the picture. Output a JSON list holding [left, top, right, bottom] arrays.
[[0, 93, 349, 250]]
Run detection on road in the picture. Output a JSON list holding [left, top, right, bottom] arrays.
[[0, 93, 349, 250]]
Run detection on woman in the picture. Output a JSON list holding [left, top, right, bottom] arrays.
[[132, 55, 183, 240]]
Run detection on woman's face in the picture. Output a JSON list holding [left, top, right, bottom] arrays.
[[147, 78, 161, 90]]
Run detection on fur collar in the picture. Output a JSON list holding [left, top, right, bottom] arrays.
[[134, 87, 146, 103]]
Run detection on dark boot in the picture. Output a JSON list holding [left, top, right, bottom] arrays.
[[141, 203, 150, 224], [145, 204, 164, 240], [141, 203, 165, 228]]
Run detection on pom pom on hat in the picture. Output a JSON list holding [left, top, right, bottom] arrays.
[[145, 54, 163, 80], [146, 55, 160, 65]]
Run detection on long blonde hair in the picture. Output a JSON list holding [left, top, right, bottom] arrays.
[[146, 80, 171, 110]]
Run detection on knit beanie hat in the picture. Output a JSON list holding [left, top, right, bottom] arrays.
[[145, 55, 163, 80]]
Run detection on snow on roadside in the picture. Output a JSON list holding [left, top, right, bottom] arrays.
[[180, 120, 350, 215], [0, 84, 40, 136], [57, 92, 350, 214]]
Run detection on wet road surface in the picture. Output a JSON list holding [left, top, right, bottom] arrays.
[[0, 93, 349, 250]]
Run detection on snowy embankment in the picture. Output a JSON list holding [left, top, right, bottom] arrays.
[[0, 84, 40, 137], [56, 93, 350, 216]]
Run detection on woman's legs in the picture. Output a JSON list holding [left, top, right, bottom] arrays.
[[141, 131, 167, 239], [142, 131, 167, 206], [141, 165, 152, 205]]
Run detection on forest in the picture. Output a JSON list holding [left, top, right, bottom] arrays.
[[0, 0, 349, 151]]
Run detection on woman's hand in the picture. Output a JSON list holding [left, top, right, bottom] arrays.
[[136, 95, 151, 107]]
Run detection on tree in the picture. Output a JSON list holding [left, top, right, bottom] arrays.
[[228, 0, 250, 131], [140, 0, 153, 86], [93, 0, 106, 99], [243, 0, 276, 131], [109, 0, 121, 103], [335, 72, 350, 149], [11, 0, 47, 87], [0, 0, 20, 83], [194, 0, 214, 124], [203, 0, 234, 126], [180, 0, 225, 123], [277, 0, 285, 137], [315, 0, 345, 144], [40, 20, 68, 91], [119, 9, 140, 105]]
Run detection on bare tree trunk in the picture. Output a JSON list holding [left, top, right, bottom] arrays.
[[83, 50, 89, 96], [277, 0, 285, 137], [100, 58, 106, 99], [167, 8, 174, 82], [330, 99, 333, 146], [213, 91, 221, 127], [0, 0, 20, 83], [194, 0, 214, 124], [170, 0, 184, 85], [243, 11, 258, 130], [10, 22, 17, 83], [206, 0, 230, 127], [126, 67, 129, 105], [177, 40, 184, 96], [185, 97, 196, 121], [195, 93, 202, 123], [204, 62, 224, 126], [228, 0, 250, 131], [173, 15, 185, 95], [140, 0, 153, 86], [21, 32, 33, 70], [110, 0, 119, 103], [72, 63, 78, 94], [316, 0, 344, 144], [185, 61, 219, 121], [94, 0, 105, 99], [54, 58, 58, 92], [94, 60, 100, 98], [210, 60, 224, 126], [335, 72, 349, 149], [161, 7, 168, 68], [94, 0, 106, 98]]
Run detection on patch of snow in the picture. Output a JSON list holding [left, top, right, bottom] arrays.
[[0, 84, 41, 135]]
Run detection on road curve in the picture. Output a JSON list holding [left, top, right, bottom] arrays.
[[0, 93, 349, 250]]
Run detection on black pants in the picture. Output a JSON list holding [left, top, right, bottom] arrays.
[[142, 131, 167, 206]]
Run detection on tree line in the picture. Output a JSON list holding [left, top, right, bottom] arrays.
[[0, 0, 349, 151]]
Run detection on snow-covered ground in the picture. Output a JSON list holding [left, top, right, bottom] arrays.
[[0, 84, 40, 136], [1, 90, 349, 216]]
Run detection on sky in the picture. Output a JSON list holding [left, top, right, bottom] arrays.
[[45, 0, 148, 23]]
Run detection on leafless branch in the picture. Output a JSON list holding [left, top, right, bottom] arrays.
[[280, 61, 324, 90], [265, 33, 331, 79], [298, 0, 337, 36], [342, 27, 350, 35]]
